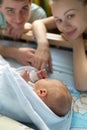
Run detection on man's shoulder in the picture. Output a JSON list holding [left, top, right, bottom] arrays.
[[0, 13, 7, 28]]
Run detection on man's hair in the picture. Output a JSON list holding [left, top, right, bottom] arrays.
[[0, 0, 30, 4]]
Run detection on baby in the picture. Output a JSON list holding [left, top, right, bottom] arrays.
[[21, 69, 72, 117]]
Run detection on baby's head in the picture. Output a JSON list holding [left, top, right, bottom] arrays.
[[34, 79, 72, 116]]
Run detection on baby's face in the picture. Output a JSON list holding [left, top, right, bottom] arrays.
[[0, 0, 31, 29]]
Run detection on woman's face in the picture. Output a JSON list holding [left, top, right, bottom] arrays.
[[0, 0, 31, 29], [51, 0, 87, 40]]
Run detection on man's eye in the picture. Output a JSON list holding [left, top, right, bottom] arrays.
[[22, 6, 29, 12], [7, 10, 14, 14]]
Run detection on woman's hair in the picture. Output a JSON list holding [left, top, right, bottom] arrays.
[[0, 0, 30, 4], [0, 0, 3, 4], [79, 0, 87, 4], [49, 0, 87, 5]]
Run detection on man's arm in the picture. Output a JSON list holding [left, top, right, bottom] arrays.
[[0, 46, 18, 58], [0, 45, 36, 66]]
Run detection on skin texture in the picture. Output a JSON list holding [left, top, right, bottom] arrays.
[[32, 0, 87, 91]]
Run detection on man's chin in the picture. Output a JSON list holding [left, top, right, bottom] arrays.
[[13, 24, 24, 29]]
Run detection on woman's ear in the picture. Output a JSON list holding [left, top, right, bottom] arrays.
[[37, 88, 47, 98]]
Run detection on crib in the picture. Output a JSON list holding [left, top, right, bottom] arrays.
[[0, 30, 87, 130]]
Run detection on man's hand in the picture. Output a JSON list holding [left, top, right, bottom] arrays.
[[6, 23, 32, 40], [15, 48, 36, 65]]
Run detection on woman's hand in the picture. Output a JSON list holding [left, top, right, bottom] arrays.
[[29, 46, 53, 72]]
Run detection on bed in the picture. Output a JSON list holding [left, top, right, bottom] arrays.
[[0, 115, 33, 130], [0, 38, 87, 130]]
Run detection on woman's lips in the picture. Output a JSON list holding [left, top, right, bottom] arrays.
[[66, 29, 76, 37]]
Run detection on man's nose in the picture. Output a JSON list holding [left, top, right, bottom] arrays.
[[15, 13, 22, 23]]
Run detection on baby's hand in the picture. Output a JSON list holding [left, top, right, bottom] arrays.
[[29, 69, 48, 83], [20, 68, 48, 83], [20, 69, 30, 82], [37, 69, 48, 79]]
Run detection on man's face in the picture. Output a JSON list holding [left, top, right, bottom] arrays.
[[0, 0, 32, 29]]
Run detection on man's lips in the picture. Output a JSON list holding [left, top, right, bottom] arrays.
[[14, 22, 24, 26]]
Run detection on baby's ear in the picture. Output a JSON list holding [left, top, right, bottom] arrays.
[[37, 89, 47, 98]]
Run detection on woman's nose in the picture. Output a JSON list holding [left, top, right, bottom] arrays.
[[59, 21, 71, 32]]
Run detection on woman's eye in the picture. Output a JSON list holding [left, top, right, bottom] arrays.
[[56, 19, 62, 24], [67, 14, 75, 19]]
